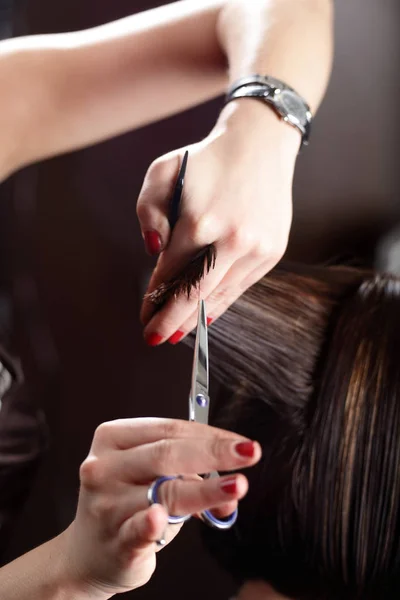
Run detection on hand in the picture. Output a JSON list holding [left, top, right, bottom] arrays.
[[137, 100, 300, 345], [60, 418, 261, 599]]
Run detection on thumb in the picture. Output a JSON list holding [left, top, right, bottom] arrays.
[[137, 152, 183, 256]]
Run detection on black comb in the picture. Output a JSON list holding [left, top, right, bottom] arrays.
[[168, 150, 189, 230]]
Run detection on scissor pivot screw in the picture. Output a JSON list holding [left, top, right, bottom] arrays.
[[196, 394, 208, 408]]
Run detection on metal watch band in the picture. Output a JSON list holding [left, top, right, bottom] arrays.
[[225, 75, 312, 148], [227, 74, 304, 97]]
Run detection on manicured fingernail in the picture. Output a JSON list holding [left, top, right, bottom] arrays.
[[234, 441, 255, 458], [207, 317, 213, 326], [143, 230, 162, 256], [146, 332, 163, 347], [220, 477, 238, 495], [168, 330, 185, 345]]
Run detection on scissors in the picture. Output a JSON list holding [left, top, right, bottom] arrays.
[[188, 297, 238, 529], [148, 152, 238, 530], [173, 153, 238, 528]]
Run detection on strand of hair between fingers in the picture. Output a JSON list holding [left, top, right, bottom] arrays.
[[146, 244, 217, 307]]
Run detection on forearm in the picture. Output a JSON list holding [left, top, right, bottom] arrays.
[[0, 0, 227, 180], [218, 0, 334, 113], [215, 0, 333, 153], [0, 533, 108, 600], [0, 0, 333, 181]]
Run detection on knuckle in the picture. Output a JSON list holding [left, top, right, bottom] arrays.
[[160, 419, 185, 440], [151, 439, 173, 472], [269, 245, 286, 267], [185, 214, 219, 245], [90, 496, 115, 522], [94, 421, 113, 445], [251, 239, 273, 260], [80, 455, 103, 489], [208, 287, 230, 305], [227, 227, 254, 252], [146, 157, 172, 184], [251, 234, 287, 264], [136, 201, 152, 222], [210, 437, 227, 466]]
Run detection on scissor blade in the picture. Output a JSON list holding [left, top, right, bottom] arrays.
[[189, 299, 209, 424]]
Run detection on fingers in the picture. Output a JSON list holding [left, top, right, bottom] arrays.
[[175, 252, 273, 337], [141, 237, 244, 343], [91, 474, 245, 534], [136, 153, 182, 256], [142, 227, 285, 345], [173, 255, 273, 339], [142, 258, 234, 343], [140, 213, 229, 328], [119, 504, 169, 556], [156, 473, 245, 519], [207, 258, 276, 324], [90, 417, 250, 453], [110, 437, 261, 483], [146, 474, 245, 522], [81, 435, 260, 494]]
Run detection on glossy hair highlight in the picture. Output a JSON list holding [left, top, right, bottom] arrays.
[[150, 254, 400, 599]]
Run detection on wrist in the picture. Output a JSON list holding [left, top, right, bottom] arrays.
[[56, 527, 113, 600], [214, 98, 300, 163]]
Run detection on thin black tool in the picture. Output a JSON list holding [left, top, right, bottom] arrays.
[[168, 150, 188, 230]]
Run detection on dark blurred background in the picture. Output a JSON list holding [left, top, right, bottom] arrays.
[[0, 0, 400, 598]]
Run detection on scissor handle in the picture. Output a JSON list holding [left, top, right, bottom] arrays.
[[201, 508, 238, 530], [200, 470, 238, 530], [147, 476, 191, 525]]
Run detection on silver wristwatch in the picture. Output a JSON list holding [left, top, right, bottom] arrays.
[[226, 75, 312, 147]]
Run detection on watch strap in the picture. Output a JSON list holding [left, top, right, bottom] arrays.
[[226, 75, 312, 148]]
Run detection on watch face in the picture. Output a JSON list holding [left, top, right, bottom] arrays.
[[276, 89, 306, 124]]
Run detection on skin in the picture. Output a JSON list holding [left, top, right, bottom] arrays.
[[0, 418, 261, 599], [0, 0, 333, 343], [0, 0, 333, 595], [139, 0, 334, 344]]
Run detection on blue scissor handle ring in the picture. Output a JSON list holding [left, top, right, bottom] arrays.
[[201, 508, 238, 530], [148, 476, 238, 529], [147, 476, 191, 525]]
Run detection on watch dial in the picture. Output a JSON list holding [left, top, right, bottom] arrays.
[[278, 90, 306, 122]]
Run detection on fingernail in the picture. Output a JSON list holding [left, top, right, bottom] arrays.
[[146, 332, 163, 347], [220, 477, 238, 495], [143, 230, 162, 256], [207, 317, 213, 326], [168, 330, 185, 345], [234, 441, 255, 458]]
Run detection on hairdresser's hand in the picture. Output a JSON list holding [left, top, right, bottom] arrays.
[[60, 418, 260, 599], [138, 100, 300, 345]]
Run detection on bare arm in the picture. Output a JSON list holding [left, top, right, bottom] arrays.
[[0, 418, 260, 599], [0, 0, 227, 180], [0, 0, 332, 181], [218, 0, 333, 115], [138, 0, 334, 342], [0, 535, 97, 600]]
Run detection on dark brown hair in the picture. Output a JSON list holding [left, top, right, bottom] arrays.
[[150, 257, 400, 599]]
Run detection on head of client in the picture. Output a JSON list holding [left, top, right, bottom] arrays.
[[151, 257, 400, 600]]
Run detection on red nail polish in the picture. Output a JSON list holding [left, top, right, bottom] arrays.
[[235, 441, 255, 458], [220, 478, 238, 495], [143, 231, 162, 256], [146, 333, 163, 347], [168, 330, 185, 345], [207, 317, 213, 326]]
